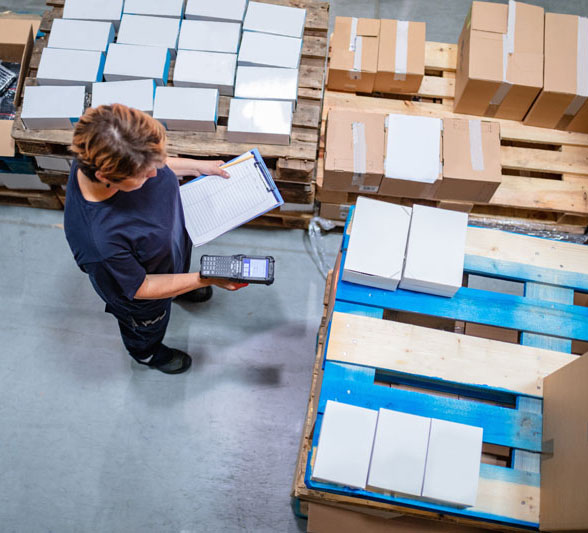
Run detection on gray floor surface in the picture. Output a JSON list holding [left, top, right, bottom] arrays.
[[3, 0, 588, 532]]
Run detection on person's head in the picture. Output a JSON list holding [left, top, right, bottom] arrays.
[[71, 104, 167, 192]]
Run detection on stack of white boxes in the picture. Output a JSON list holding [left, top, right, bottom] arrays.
[[311, 400, 483, 508], [343, 197, 468, 298]]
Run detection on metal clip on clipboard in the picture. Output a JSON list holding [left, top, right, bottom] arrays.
[[254, 160, 275, 193]]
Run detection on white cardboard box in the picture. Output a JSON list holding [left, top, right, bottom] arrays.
[[384, 114, 442, 184], [0, 173, 50, 191], [63, 0, 123, 29], [173, 50, 237, 96], [104, 44, 170, 86], [154, 87, 218, 132], [123, 0, 184, 18], [91, 79, 156, 115], [21, 85, 86, 130], [227, 98, 293, 145], [117, 15, 181, 57], [243, 1, 306, 38], [234, 66, 299, 109], [238, 31, 302, 69], [36, 48, 105, 90], [178, 20, 241, 54], [343, 197, 412, 291], [422, 419, 483, 508], [47, 19, 115, 53], [311, 400, 378, 490], [367, 409, 431, 497], [184, 0, 247, 23], [400, 205, 468, 297]]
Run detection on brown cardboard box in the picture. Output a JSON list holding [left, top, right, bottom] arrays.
[[323, 109, 386, 193], [319, 202, 351, 222], [327, 17, 380, 93], [437, 118, 502, 203], [0, 16, 39, 157], [454, 1, 544, 121], [524, 14, 587, 130], [374, 20, 425, 94]]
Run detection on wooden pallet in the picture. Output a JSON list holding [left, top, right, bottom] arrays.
[[292, 207, 588, 531], [10, 0, 329, 218], [0, 185, 62, 209], [318, 42, 588, 234]]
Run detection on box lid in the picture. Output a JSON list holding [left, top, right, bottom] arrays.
[[377, 19, 425, 77], [330, 17, 380, 73], [543, 13, 578, 95], [0, 121, 15, 158], [541, 353, 588, 530], [470, 1, 507, 34]]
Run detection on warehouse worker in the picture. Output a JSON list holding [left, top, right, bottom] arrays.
[[64, 104, 246, 375]]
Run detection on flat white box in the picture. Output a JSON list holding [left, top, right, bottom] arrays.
[[227, 98, 293, 145], [173, 50, 237, 96], [36, 48, 105, 90], [385, 114, 442, 184], [154, 87, 218, 132], [47, 19, 115, 52], [343, 197, 412, 291], [367, 409, 431, 497], [400, 205, 468, 297], [178, 20, 241, 54], [311, 400, 378, 489], [243, 1, 306, 38], [63, 0, 123, 29], [185, 0, 247, 23], [422, 419, 483, 508], [91, 79, 156, 115], [0, 173, 50, 191], [104, 44, 170, 86], [34, 156, 72, 173], [238, 31, 302, 69], [21, 85, 85, 130], [123, 0, 184, 18], [117, 15, 181, 57], [234, 66, 299, 109]]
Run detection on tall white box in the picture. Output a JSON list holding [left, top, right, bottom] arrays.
[[173, 50, 237, 96], [21, 85, 86, 130], [367, 409, 431, 497], [238, 31, 302, 69], [104, 44, 170, 86], [178, 20, 241, 54], [123, 0, 184, 18], [400, 205, 468, 297], [311, 401, 378, 490], [117, 15, 181, 57], [227, 99, 293, 145], [91, 79, 156, 115], [243, 1, 306, 38], [185, 0, 247, 23], [234, 66, 299, 109], [63, 0, 123, 29], [36, 48, 105, 90], [47, 19, 115, 53], [154, 87, 219, 132], [422, 419, 483, 508], [343, 197, 412, 291]]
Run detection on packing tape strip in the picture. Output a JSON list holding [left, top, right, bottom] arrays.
[[352, 36, 363, 72], [394, 21, 409, 81], [564, 16, 588, 117], [490, 0, 516, 106], [349, 17, 358, 51], [468, 119, 485, 172], [351, 121, 367, 186]]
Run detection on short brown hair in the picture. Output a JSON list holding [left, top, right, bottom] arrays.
[[71, 104, 167, 183]]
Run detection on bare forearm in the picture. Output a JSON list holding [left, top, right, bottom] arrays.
[[135, 272, 210, 300]]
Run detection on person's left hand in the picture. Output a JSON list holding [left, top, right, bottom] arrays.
[[197, 160, 230, 179]]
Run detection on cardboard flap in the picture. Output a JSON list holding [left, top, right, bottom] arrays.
[[0, 120, 15, 157], [541, 354, 588, 531], [357, 18, 379, 37], [470, 1, 507, 34], [513, 1, 544, 54]]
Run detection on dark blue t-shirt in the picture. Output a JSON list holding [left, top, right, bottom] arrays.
[[64, 161, 192, 319]]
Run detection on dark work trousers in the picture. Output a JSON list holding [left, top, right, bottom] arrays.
[[113, 300, 173, 365]]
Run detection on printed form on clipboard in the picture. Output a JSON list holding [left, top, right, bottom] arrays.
[[179, 149, 283, 247]]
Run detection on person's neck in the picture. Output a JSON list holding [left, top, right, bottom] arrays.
[[76, 168, 118, 202]]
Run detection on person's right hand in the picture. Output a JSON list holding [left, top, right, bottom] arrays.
[[209, 278, 249, 291]]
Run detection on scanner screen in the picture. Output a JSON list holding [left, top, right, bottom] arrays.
[[243, 258, 267, 278]]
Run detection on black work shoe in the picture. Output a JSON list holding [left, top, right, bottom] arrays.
[[174, 286, 213, 303], [151, 347, 192, 374]]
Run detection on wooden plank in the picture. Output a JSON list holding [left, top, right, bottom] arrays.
[[326, 312, 575, 398], [425, 42, 458, 72], [501, 145, 588, 176]]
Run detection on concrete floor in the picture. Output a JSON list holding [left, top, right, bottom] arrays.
[[3, 0, 588, 532]]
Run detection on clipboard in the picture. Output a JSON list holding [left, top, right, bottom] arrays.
[[179, 148, 284, 247]]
